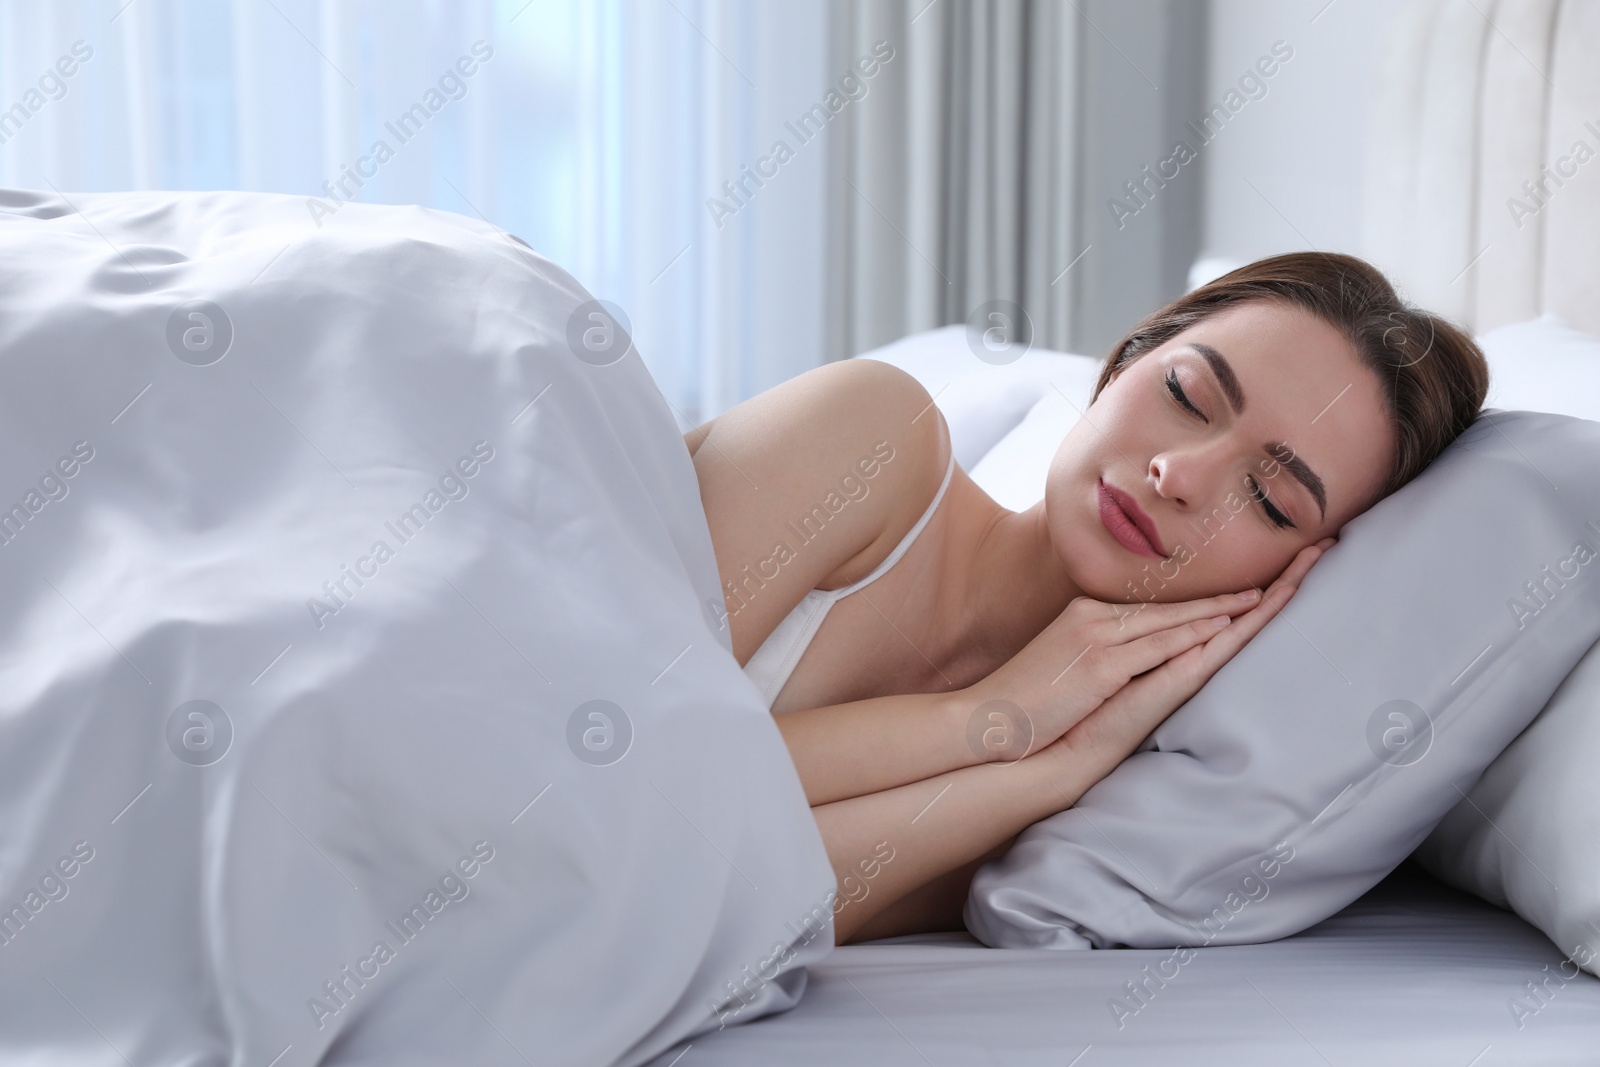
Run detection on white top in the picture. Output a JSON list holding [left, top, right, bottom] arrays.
[[741, 450, 957, 710]]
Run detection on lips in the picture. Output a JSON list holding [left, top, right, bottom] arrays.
[[1097, 479, 1168, 558]]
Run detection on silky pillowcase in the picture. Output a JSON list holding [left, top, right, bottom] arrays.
[[964, 411, 1600, 950], [1413, 636, 1600, 980], [1409, 315, 1600, 979]]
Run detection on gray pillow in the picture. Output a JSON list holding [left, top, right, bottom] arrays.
[[966, 410, 1600, 950], [1413, 633, 1600, 979]]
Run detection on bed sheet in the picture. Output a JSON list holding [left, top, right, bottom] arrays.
[[649, 864, 1600, 1065]]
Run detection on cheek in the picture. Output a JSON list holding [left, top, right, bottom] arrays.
[[1163, 529, 1295, 597], [1044, 424, 1087, 495], [1051, 487, 1306, 603], [1044, 397, 1140, 490]]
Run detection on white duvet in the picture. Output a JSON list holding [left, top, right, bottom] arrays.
[[0, 188, 836, 1067]]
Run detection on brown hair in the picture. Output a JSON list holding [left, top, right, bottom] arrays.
[[1092, 252, 1489, 499]]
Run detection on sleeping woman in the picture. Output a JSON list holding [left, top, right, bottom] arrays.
[[683, 252, 1489, 945]]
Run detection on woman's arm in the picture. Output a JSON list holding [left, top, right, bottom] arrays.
[[816, 742, 1072, 945], [817, 542, 1328, 944], [817, 683, 1172, 945], [775, 587, 1268, 807], [847, 843, 1011, 941]]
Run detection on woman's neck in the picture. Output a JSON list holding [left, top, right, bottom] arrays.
[[949, 496, 1083, 677]]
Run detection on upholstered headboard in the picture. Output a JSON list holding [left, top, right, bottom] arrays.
[[1363, 0, 1600, 335]]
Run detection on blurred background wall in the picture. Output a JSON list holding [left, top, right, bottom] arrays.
[[0, 0, 1401, 423], [1195, 0, 1392, 283]]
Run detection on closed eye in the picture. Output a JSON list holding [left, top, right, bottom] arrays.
[[1165, 369, 1206, 421], [1167, 367, 1290, 528], [1247, 475, 1295, 530]]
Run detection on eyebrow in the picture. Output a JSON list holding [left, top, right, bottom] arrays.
[[1191, 343, 1245, 414], [1268, 441, 1327, 519], [1190, 343, 1327, 520]]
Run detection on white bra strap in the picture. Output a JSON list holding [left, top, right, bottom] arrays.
[[832, 446, 956, 599]]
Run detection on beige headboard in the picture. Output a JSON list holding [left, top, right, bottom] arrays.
[[1363, 0, 1600, 335]]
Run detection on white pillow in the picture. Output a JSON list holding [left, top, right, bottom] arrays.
[[966, 387, 1084, 512], [851, 325, 1099, 472], [1477, 313, 1600, 422], [1414, 637, 1600, 978]]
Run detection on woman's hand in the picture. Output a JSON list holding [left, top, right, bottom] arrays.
[[813, 538, 1332, 944], [1028, 539, 1333, 802], [962, 540, 1334, 764]]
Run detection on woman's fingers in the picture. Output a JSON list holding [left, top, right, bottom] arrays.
[[1071, 538, 1334, 654], [1110, 613, 1234, 682], [986, 538, 1336, 757], [1195, 579, 1297, 672], [1262, 540, 1330, 594], [1084, 540, 1333, 686], [1099, 588, 1261, 641], [1096, 537, 1334, 644], [1061, 588, 1273, 776], [1196, 541, 1329, 670], [1036, 539, 1337, 783], [1085, 540, 1333, 703], [1051, 643, 1209, 779]]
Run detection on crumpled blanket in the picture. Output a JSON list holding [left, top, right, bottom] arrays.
[[0, 187, 835, 1067]]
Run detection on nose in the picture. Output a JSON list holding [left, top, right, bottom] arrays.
[[1148, 442, 1229, 511]]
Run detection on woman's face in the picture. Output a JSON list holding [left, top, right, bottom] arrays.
[[1045, 299, 1395, 603]]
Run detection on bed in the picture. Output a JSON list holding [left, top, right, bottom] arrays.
[[654, 862, 1600, 1065]]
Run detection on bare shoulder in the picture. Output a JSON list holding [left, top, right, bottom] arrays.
[[685, 359, 939, 458], [687, 358, 951, 662], [777, 359, 952, 584]]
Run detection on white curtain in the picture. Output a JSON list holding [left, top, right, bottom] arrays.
[[827, 0, 1204, 359], [0, 0, 828, 422], [827, 0, 1080, 357]]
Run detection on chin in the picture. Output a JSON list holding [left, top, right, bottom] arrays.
[[1045, 471, 1146, 603], [1078, 548, 1178, 603]]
